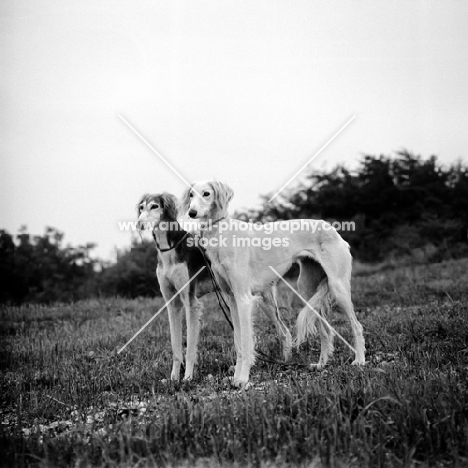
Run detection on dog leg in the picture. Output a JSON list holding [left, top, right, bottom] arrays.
[[259, 288, 292, 361], [310, 320, 334, 369], [233, 293, 255, 387], [328, 279, 365, 366], [158, 276, 185, 381], [183, 295, 203, 380], [166, 296, 184, 380], [228, 298, 243, 383]]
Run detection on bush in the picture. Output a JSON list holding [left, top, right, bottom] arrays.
[[250, 151, 468, 262]]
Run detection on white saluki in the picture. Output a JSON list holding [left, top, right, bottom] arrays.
[[137, 193, 292, 381], [181, 181, 365, 387]]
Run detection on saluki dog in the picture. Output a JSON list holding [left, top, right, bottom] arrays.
[[181, 181, 365, 387], [137, 193, 292, 381]]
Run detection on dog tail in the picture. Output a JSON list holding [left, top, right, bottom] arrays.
[[295, 278, 334, 347]]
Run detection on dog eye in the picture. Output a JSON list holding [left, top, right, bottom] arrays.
[[203, 191, 210, 197], [139, 205, 144, 212], [189, 192, 193, 198], [150, 204, 159, 210]]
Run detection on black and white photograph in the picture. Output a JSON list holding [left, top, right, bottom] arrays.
[[1, 1, 467, 466]]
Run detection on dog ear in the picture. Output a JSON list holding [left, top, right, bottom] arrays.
[[159, 193, 178, 221], [211, 181, 234, 215], [179, 183, 194, 215], [136, 194, 149, 218]]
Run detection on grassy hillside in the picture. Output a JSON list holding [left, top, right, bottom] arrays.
[[1, 259, 467, 467]]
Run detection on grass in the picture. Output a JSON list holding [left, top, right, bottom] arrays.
[[1, 258, 467, 467]]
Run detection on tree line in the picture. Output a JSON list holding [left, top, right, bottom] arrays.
[[1, 151, 467, 304], [0, 228, 159, 304], [253, 150, 468, 262]]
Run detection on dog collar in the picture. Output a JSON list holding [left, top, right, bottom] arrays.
[[212, 216, 226, 226], [199, 216, 225, 230], [198, 217, 226, 239], [154, 231, 190, 252]]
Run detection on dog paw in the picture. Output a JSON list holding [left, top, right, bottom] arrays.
[[351, 359, 366, 366], [309, 363, 325, 371], [231, 378, 251, 389]]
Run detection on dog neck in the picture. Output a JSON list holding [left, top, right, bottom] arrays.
[[153, 221, 187, 253], [198, 216, 226, 240]]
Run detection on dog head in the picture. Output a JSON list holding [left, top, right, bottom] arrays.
[[137, 193, 178, 235], [180, 181, 234, 222]]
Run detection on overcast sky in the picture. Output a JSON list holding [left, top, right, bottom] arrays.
[[1, 0, 467, 259]]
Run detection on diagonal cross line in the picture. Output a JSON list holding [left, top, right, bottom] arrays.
[[268, 115, 356, 202], [117, 267, 205, 354], [118, 114, 202, 198], [269, 266, 356, 354]]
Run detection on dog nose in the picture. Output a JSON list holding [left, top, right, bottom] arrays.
[[188, 209, 197, 218], [137, 221, 145, 230]]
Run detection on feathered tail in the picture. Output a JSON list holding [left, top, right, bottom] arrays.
[[295, 278, 334, 347]]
